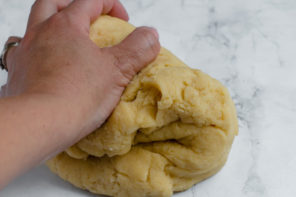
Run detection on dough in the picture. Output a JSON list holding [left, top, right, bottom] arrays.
[[47, 16, 238, 197]]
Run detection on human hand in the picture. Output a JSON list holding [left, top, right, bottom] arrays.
[[1, 0, 160, 147]]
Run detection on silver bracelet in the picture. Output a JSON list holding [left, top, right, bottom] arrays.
[[0, 36, 22, 71]]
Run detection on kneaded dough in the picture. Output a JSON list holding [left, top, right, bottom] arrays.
[[47, 16, 238, 197]]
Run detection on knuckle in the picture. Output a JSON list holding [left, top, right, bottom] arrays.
[[139, 28, 159, 51], [47, 13, 81, 33], [140, 27, 155, 39], [58, 12, 87, 33], [47, 13, 64, 27], [42, 14, 65, 34]]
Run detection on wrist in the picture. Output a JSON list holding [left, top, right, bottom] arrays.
[[19, 92, 90, 148]]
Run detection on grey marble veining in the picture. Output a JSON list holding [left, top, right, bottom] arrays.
[[1, 0, 296, 196]]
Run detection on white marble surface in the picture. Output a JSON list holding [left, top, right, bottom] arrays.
[[1, 0, 296, 196]]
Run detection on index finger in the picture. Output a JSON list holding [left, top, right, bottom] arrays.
[[27, 0, 73, 29]]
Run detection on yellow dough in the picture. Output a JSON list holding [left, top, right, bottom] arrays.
[[47, 16, 238, 197]]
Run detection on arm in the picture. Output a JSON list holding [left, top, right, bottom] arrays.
[[0, 0, 160, 188], [0, 95, 78, 188]]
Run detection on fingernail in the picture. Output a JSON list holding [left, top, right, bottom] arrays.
[[149, 27, 159, 39]]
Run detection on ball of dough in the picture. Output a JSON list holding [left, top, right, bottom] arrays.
[[47, 16, 238, 197]]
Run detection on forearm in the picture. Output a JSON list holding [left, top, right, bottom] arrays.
[[0, 94, 85, 188]]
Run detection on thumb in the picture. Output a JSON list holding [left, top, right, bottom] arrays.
[[105, 27, 160, 81]]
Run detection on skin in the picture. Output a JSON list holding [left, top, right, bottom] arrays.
[[0, 0, 160, 189]]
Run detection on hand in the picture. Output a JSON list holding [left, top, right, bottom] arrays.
[[3, 0, 160, 145], [0, 0, 160, 188]]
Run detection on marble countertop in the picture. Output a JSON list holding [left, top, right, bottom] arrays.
[[1, 0, 296, 196]]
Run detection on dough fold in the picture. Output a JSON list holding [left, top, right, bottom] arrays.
[[47, 16, 238, 197]]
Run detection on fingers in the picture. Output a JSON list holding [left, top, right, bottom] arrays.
[[109, 0, 129, 21], [106, 27, 160, 82], [63, 0, 105, 22], [27, 0, 129, 33], [62, 0, 128, 31], [27, 0, 72, 29]]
